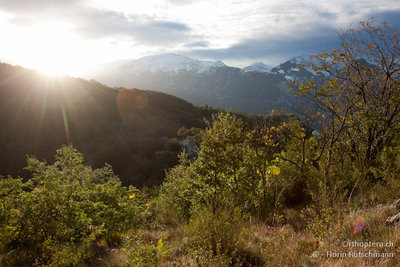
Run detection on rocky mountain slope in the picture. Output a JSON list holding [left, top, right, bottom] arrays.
[[89, 53, 322, 114]]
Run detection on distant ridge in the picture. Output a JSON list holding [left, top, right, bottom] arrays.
[[89, 53, 319, 114], [241, 62, 272, 73], [114, 53, 227, 74]]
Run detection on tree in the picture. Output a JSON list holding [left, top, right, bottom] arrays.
[[246, 120, 290, 221], [193, 113, 251, 214], [296, 19, 400, 181]]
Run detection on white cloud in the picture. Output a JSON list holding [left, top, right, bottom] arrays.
[[0, 0, 399, 73]]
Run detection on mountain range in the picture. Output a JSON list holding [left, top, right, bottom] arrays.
[[88, 53, 322, 114]]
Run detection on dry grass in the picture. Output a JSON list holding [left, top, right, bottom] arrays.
[[312, 204, 400, 267], [149, 203, 400, 267], [17, 202, 394, 266], [99, 249, 129, 267]]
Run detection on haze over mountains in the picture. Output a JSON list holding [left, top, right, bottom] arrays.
[[89, 53, 322, 114]]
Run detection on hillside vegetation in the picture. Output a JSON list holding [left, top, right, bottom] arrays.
[[0, 64, 268, 186], [1, 19, 400, 266]]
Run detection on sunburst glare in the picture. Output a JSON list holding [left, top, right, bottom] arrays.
[[11, 22, 83, 76]]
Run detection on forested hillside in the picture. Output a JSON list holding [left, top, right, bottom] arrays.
[[0, 63, 270, 185], [0, 65, 197, 185]]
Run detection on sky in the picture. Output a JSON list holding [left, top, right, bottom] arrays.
[[0, 0, 399, 76]]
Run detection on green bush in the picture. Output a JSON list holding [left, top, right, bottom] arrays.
[[303, 206, 344, 238], [0, 145, 142, 265], [185, 207, 244, 264], [153, 152, 197, 225], [123, 231, 169, 267]]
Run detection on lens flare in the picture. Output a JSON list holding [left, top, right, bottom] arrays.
[[352, 215, 365, 234], [61, 103, 70, 143]]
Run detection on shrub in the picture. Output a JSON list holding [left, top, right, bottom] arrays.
[[0, 145, 142, 265], [185, 207, 244, 264], [303, 206, 345, 238], [123, 231, 169, 267], [153, 152, 197, 226]]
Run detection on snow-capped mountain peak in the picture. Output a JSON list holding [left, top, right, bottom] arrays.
[[241, 62, 272, 73], [286, 54, 330, 76], [89, 52, 320, 114], [288, 55, 312, 65], [117, 53, 226, 74]]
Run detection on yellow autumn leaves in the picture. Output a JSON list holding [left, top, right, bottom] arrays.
[[270, 165, 281, 176], [256, 165, 281, 176]]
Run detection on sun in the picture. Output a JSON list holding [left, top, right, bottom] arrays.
[[14, 22, 84, 76]]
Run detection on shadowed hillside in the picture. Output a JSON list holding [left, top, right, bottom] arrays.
[[0, 63, 272, 185], [0, 63, 214, 185]]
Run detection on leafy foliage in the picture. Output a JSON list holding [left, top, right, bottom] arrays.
[[122, 231, 169, 267], [0, 145, 142, 265], [185, 207, 244, 264], [295, 18, 400, 176]]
